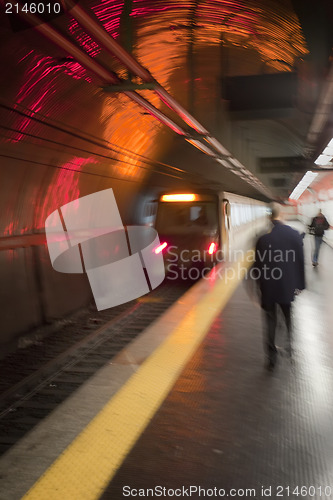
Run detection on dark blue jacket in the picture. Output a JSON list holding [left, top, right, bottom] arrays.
[[254, 221, 305, 306]]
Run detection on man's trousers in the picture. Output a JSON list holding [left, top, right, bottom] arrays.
[[263, 303, 292, 363]]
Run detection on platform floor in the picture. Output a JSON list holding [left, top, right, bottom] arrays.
[[1, 227, 333, 499], [101, 231, 333, 499]]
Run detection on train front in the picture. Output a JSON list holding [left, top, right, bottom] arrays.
[[154, 193, 221, 279]]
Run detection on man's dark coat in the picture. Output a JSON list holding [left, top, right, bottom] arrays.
[[254, 221, 305, 306]]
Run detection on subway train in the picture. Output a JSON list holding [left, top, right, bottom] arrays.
[[143, 190, 268, 277]]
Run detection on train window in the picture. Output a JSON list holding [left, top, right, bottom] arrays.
[[144, 202, 157, 218], [155, 202, 218, 233], [189, 206, 209, 224], [230, 202, 266, 228]]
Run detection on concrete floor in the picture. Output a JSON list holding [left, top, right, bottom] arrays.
[[102, 231, 333, 499], [1, 225, 333, 500]]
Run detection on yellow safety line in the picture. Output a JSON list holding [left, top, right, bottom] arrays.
[[23, 253, 252, 500], [136, 296, 162, 303]]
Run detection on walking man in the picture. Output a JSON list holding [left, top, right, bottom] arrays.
[[309, 209, 330, 266], [254, 203, 305, 371]]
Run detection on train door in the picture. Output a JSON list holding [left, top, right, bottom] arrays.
[[221, 198, 231, 260]]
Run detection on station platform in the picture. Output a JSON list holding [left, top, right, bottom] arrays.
[[1, 225, 333, 500]]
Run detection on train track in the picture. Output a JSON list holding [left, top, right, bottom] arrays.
[[0, 282, 189, 456]]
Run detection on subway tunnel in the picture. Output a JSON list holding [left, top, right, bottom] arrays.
[[1, 0, 332, 348], [1, 0, 333, 498]]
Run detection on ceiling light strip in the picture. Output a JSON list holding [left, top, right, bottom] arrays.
[[314, 138, 333, 166], [289, 171, 318, 200]]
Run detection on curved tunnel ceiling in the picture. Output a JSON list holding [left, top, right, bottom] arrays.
[[1, 0, 332, 237]]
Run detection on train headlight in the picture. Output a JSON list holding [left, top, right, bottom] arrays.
[[161, 194, 196, 202]]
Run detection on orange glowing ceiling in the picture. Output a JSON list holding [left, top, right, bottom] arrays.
[[1, 0, 311, 209]]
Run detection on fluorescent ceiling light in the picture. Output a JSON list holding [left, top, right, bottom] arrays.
[[185, 138, 217, 157], [315, 138, 333, 164], [289, 171, 318, 200], [314, 154, 332, 166], [216, 158, 230, 168], [323, 138, 333, 155], [205, 137, 230, 156], [229, 157, 243, 169]]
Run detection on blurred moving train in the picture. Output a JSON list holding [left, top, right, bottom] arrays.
[[144, 191, 268, 275]]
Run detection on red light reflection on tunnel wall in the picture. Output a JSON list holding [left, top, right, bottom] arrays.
[[91, 0, 124, 39], [36, 157, 97, 230], [9, 56, 91, 143], [68, 21, 101, 57], [8, 1, 125, 143], [10, 56, 55, 142], [3, 221, 30, 238], [69, 0, 124, 53], [3, 222, 15, 237]]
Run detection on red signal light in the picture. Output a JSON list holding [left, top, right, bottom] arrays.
[[208, 242, 217, 255], [154, 242, 167, 254]]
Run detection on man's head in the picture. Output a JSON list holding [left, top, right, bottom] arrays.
[[269, 202, 282, 221]]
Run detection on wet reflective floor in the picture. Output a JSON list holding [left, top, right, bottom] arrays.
[[102, 231, 333, 499]]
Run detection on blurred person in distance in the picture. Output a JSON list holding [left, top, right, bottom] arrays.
[[253, 203, 305, 372], [309, 209, 331, 267]]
